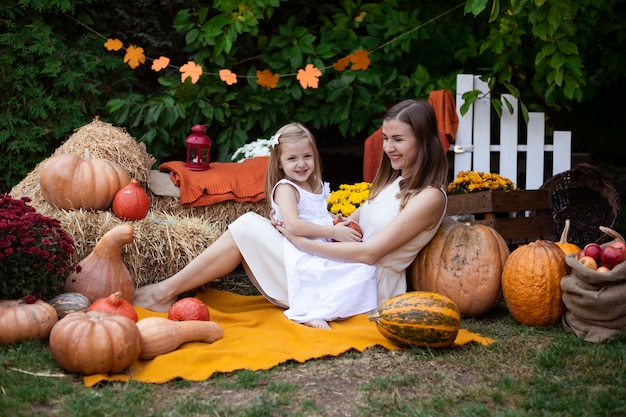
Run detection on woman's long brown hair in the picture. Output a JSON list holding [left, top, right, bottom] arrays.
[[368, 99, 448, 209]]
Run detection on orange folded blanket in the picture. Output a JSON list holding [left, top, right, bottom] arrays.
[[83, 289, 495, 386], [159, 156, 269, 207]]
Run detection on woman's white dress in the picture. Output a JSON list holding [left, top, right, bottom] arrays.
[[228, 176, 447, 310], [269, 179, 377, 323]]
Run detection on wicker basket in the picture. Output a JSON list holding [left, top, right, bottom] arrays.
[[540, 163, 621, 247]]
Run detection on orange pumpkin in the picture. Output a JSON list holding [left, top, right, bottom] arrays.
[[409, 218, 509, 317], [49, 310, 142, 375], [0, 298, 58, 345], [112, 179, 151, 221], [168, 297, 210, 321], [88, 291, 139, 322], [64, 224, 136, 303], [501, 240, 567, 326], [40, 153, 130, 210], [555, 219, 581, 255]]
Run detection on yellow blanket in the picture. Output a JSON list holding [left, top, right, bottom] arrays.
[[83, 289, 495, 387]]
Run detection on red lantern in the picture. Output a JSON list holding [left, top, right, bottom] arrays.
[[185, 124, 211, 171]]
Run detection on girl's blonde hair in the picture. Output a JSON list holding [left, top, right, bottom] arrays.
[[369, 99, 448, 209], [264, 122, 323, 206]]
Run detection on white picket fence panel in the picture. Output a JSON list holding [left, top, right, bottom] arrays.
[[453, 74, 572, 190]]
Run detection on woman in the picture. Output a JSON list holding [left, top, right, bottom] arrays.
[[134, 99, 448, 313]]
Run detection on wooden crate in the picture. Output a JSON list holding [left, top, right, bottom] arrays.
[[446, 190, 556, 244]]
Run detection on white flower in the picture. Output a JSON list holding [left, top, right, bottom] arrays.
[[231, 138, 273, 162], [269, 132, 281, 148]]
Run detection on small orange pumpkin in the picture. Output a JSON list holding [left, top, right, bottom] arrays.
[[409, 218, 509, 317], [555, 219, 581, 255], [112, 179, 151, 221], [168, 297, 210, 321], [40, 153, 130, 210], [88, 291, 139, 322], [501, 240, 567, 326]]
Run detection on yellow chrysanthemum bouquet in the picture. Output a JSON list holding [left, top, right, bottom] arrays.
[[327, 182, 371, 216], [447, 171, 515, 195]]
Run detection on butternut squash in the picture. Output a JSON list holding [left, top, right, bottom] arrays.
[[136, 316, 223, 360]]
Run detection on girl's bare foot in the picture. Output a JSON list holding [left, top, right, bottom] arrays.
[[133, 283, 177, 312], [304, 319, 332, 330]]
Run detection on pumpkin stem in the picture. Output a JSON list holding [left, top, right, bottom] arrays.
[[368, 313, 380, 322], [107, 291, 124, 307], [599, 226, 625, 242], [91, 224, 135, 259], [558, 219, 571, 244]]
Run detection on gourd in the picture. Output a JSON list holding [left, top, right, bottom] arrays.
[[167, 297, 210, 321], [64, 224, 136, 303], [371, 291, 461, 348], [0, 298, 58, 345], [409, 219, 509, 317], [112, 179, 151, 221], [501, 240, 567, 326], [88, 291, 139, 322], [47, 292, 91, 319], [40, 153, 130, 210], [49, 310, 142, 375], [136, 316, 224, 359], [555, 219, 581, 255]]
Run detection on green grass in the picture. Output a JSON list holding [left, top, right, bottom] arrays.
[[1, 302, 625, 417]]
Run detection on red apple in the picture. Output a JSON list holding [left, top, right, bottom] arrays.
[[578, 255, 598, 270], [581, 243, 602, 262], [600, 245, 626, 269], [610, 240, 626, 251]]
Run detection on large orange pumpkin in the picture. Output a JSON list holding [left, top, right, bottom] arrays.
[[409, 218, 509, 317], [501, 240, 567, 326], [49, 310, 142, 375], [40, 153, 130, 210]]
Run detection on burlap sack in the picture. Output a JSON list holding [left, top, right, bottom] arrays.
[[561, 251, 626, 342]]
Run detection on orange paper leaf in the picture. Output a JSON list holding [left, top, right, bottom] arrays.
[[104, 38, 123, 51], [152, 56, 170, 71], [350, 50, 370, 70], [296, 64, 322, 89], [180, 61, 203, 84], [333, 56, 351, 71], [124, 45, 146, 69], [256, 69, 279, 89], [219, 69, 238, 85]]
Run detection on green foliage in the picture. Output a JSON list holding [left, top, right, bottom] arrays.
[[0, 0, 137, 192], [106, 1, 467, 162], [462, 0, 626, 118]]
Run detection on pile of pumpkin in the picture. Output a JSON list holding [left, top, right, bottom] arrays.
[[373, 218, 585, 348], [0, 223, 223, 376]]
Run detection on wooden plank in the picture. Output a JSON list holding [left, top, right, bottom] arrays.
[[471, 217, 556, 241], [553, 131, 572, 175], [526, 112, 545, 189], [473, 76, 491, 172], [454, 74, 475, 176], [446, 190, 551, 215], [499, 94, 518, 185]]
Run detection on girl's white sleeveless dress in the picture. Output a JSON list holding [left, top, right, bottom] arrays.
[[270, 179, 377, 323], [228, 176, 447, 310]]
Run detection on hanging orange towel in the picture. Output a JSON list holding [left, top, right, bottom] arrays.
[[83, 288, 496, 386], [363, 90, 458, 182], [428, 89, 459, 153], [158, 156, 269, 207]]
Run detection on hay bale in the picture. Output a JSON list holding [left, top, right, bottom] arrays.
[[9, 118, 269, 286]]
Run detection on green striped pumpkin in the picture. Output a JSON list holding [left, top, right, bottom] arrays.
[[373, 291, 461, 348]]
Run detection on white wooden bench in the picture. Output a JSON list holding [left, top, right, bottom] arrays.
[[453, 74, 572, 190]]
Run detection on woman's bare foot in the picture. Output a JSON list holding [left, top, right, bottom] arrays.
[[304, 319, 332, 330], [133, 283, 177, 312]]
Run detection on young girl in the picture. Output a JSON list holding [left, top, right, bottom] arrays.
[[265, 123, 377, 329]]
